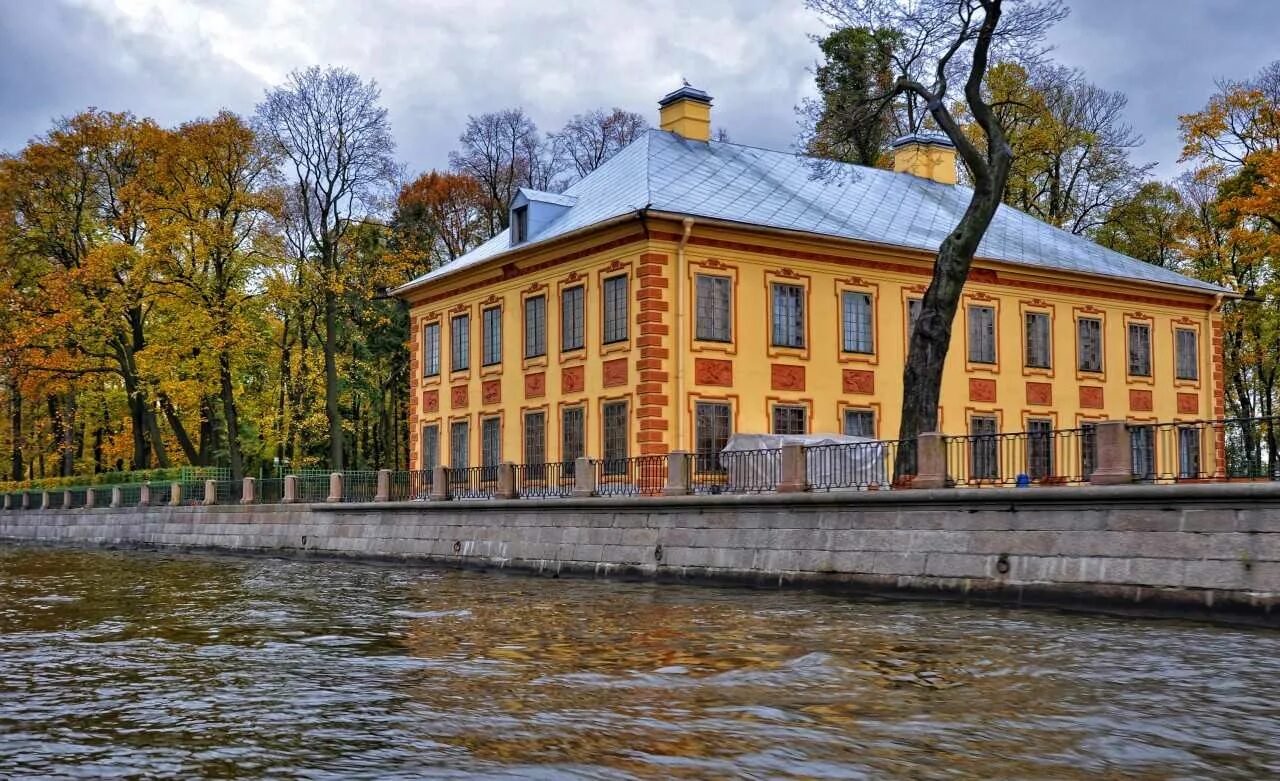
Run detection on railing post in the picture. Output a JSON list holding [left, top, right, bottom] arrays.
[[110, 486, 122, 508], [281, 475, 298, 503], [41, 490, 53, 510], [375, 468, 391, 502], [664, 451, 692, 496], [140, 484, 154, 507], [495, 462, 519, 499], [430, 465, 451, 501], [327, 472, 343, 503], [240, 477, 256, 505], [1091, 420, 1133, 485], [203, 479, 217, 506], [2, 493, 11, 511], [778, 443, 809, 493], [170, 481, 182, 507], [63, 490, 73, 510], [912, 432, 949, 489], [84, 488, 95, 509], [573, 457, 597, 498]]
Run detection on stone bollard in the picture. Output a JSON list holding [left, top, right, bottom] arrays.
[[169, 482, 182, 507], [110, 486, 122, 508], [203, 480, 217, 506], [664, 451, 692, 496], [1090, 420, 1134, 485], [84, 488, 95, 509], [911, 432, 949, 489], [375, 469, 391, 502], [572, 456, 597, 498], [282, 475, 299, 504], [429, 465, 451, 501], [777, 443, 809, 493], [240, 477, 256, 505], [139, 484, 152, 507], [42, 490, 53, 510], [63, 490, 73, 510], [2, 493, 10, 511], [495, 462, 519, 499], [327, 472, 343, 503]]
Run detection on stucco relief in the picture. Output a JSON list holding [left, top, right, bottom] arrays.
[[1129, 389, 1153, 411], [524, 372, 546, 399], [1079, 386, 1104, 409], [771, 364, 805, 391], [1026, 382, 1052, 405], [842, 369, 874, 395], [422, 389, 439, 413], [450, 385, 468, 408], [1178, 392, 1200, 414], [482, 380, 501, 405], [603, 358, 628, 388], [968, 378, 997, 403], [562, 366, 585, 394], [694, 358, 733, 387]]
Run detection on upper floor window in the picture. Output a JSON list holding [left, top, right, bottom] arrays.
[[1176, 329, 1199, 380], [771, 404, 807, 435], [771, 283, 805, 348], [481, 307, 501, 367], [841, 292, 873, 354], [695, 275, 731, 342], [561, 285, 585, 352], [450, 314, 470, 373], [1127, 322, 1152, 377], [907, 298, 922, 341], [512, 205, 529, 243], [843, 408, 875, 438], [1024, 312, 1051, 369], [968, 305, 996, 364], [524, 295, 546, 359], [1077, 317, 1102, 373], [422, 321, 440, 377], [602, 275, 628, 344]]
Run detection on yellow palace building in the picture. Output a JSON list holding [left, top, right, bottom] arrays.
[[394, 85, 1228, 475]]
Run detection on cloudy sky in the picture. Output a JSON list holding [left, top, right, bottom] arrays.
[[2, 0, 1277, 180]]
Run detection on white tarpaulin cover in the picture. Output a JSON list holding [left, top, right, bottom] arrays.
[[721, 433, 890, 490]]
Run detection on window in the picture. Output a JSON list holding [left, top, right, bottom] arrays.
[[695, 275, 732, 342], [1128, 322, 1152, 377], [907, 298, 922, 341], [603, 275, 628, 344], [969, 415, 999, 481], [561, 406, 585, 463], [1027, 418, 1054, 481], [512, 204, 528, 243], [1130, 424, 1154, 481], [602, 400, 628, 464], [1025, 312, 1051, 369], [1081, 423, 1097, 481], [481, 416, 501, 467], [561, 285, 584, 352], [843, 409, 875, 439], [771, 283, 805, 348], [1176, 329, 1199, 380], [1178, 427, 1202, 479], [422, 322, 441, 377], [421, 424, 440, 471], [449, 419, 469, 469], [481, 307, 502, 367], [524, 295, 546, 359], [523, 411, 546, 466], [841, 291, 874, 354], [968, 305, 996, 364], [1077, 317, 1102, 373], [450, 314, 470, 372], [771, 405, 807, 435], [695, 401, 732, 472]]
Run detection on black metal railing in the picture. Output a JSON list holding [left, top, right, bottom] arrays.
[[516, 462, 574, 498], [449, 465, 498, 500], [145, 482, 173, 506], [944, 428, 1093, 487], [389, 469, 433, 501], [256, 478, 284, 505], [1133, 417, 1280, 483], [806, 439, 912, 491], [705, 449, 781, 494], [593, 456, 666, 496], [211, 480, 240, 505], [341, 471, 379, 503]]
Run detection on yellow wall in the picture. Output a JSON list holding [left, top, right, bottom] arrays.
[[403, 217, 1223, 472]]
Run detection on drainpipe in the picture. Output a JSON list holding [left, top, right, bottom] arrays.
[[674, 217, 695, 451]]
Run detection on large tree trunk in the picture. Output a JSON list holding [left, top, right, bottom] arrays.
[[218, 348, 245, 482], [9, 382, 21, 482], [323, 285, 344, 470]]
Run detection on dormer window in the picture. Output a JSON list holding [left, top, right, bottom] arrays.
[[512, 205, 529, 244]]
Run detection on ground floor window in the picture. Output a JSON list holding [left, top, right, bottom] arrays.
[[771, 405, 807, 436], [562, 406, 585, 464], [1131, 425, 1155, 480], [842, 409, 875, 439], [1081, 423, 1097, 481], [450, 419, 469, 470], [1178, 426, 1202, 479], [1026, 418, 1053, 480], [602, 401, 628, 470], [969, 415, 999, 481], [523, 411, 546, 466], [421, 424, 439, 471], [480, 417, 501, 469], [695, 401, 732, 472]]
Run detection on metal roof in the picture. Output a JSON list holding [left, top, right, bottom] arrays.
[[397, 130, 1226, 296]]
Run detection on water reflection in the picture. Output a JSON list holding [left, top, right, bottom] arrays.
[[1, 546, 1277, 779]]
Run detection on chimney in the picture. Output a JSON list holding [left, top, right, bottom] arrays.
[[659, 83, 713, 142], [891, 133, 957, 185]]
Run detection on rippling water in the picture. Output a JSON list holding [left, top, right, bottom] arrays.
[[1, 546, 1278, 779]]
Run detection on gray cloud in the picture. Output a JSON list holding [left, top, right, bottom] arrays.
[[1, 0, 1276, 181]]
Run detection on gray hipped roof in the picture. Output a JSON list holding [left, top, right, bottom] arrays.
[[398, 130, 1226, 295]]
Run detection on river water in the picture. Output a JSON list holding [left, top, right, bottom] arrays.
[[1, 546, 1277, 780]]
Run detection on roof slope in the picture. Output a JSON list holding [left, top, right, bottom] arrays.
[[399, 129, 1225, 295]]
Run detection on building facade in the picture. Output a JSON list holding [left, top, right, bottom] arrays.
[[395, 86, 1227, 477]]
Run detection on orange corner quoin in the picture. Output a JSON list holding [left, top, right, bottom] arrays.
[[391, 83, 1227, 471]]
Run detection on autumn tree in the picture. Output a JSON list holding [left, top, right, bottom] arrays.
[[801, 26, 902, 166], [255, 66, 397, 471], [552, 108, 648, 180], [392, 171, 488, 271], [449, 108, 557, 233], [1093, 181, 1185, 268], [808, 0, 1066, 475]]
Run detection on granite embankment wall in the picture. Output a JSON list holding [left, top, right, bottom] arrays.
[[4, 484, 1280, 624]]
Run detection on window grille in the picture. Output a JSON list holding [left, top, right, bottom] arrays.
[[423, 322, 440, 377], [841, 291, 873, 353], [561, 286, 585, 352], [771, 283, 804, 348], [1176, 329, 1199, 380], [695, 401, 732, 471], [1077, 317, 1102, 372], [1128, 322, 1152, 376], [450, 419, 470, 469], [562, 406, 585, 463], [603, 276, 628, 344], [524, 411, 546, 466], [603, 401, 628, 462], [695, 275, 732, 342], [482, 307, 501, 366], [1025, 312, 1051, 368], [451, 314, 470, 372], [843, 409, 875, 438], [524, 295, 546, 358], [772, 405, 807, 435]]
